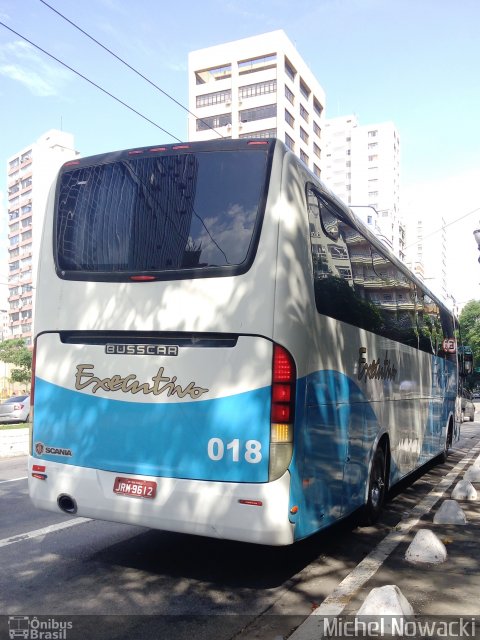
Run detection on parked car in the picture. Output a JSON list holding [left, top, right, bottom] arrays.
[[461, 392, 475, 422], [0, 395, 30, 424]]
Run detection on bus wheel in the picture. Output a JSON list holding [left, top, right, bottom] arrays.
[[440, 425, 452, 462], [359, 447, 387, 526]]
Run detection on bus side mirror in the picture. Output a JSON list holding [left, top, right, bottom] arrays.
[[461, 352, 474, 377]]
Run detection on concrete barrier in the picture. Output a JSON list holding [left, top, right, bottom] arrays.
[[0, 427, 29, 458], [405, 529, 447, 564]]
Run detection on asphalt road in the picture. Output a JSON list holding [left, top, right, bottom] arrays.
[[1, 420, 480, 640]]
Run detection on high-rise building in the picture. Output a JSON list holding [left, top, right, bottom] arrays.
[[404, 211, 448, 304], [188, 30, 326, 178], [323, 116, 404, 259], [6, 130, 79, 345]]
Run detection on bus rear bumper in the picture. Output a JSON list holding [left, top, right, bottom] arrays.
[[28, 458, 295, 546]]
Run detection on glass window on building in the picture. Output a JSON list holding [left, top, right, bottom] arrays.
[[238, 53, 277, 75], [196, 89, 232, 108], [284, 57, 296, 82], [285, 133, 295, 151], [239, 104, 276, 123], [239, 128, 277, 139], [285, 109, 294, 128], [195, 63, 232, 84], [300, 104, 309, 123], [300, 149, 309, 165], [285, 85, 294, 105], [239, 79, 277, 99], [300, 79, 311, 100], [313, 98, 323, 117], [196, 112, 232, 131]]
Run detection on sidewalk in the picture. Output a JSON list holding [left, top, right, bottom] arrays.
[[291, 428, 480, 639], [0, 427, 29, 458]]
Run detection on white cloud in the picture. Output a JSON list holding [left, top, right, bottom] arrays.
[[0, 40, 70, 97]]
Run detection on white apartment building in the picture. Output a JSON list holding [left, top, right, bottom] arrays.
[[6, 130, 79, 345], [323, 116, 405, 260], [0, 308, 9, 341], [188, 30, 326, 178], [404, 213, 448, 304]]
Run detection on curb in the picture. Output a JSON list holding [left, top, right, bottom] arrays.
[[0, 428, 29, 458]]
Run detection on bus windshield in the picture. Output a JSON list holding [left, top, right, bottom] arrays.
[[55, 148, 269, 279]]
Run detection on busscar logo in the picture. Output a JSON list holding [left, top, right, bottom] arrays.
[[105, 344, 179, 356], [8, 616, 73, 639], [34, 442, 73, 457]]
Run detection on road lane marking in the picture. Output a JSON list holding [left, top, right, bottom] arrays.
[[0, 518, 92, 549], [290, 443, 480, 640], [0, 476, 28, 484]]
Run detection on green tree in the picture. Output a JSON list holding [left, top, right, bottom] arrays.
[[459, 301, 480, 382], [0, 338, 32, 387]]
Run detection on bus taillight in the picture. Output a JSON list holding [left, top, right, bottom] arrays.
[[269, 345, 295, 481]]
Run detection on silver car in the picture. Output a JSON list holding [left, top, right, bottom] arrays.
[[0, 395, 30, 423]]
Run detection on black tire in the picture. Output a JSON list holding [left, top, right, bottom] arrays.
[[359, 447, 387, 526], [439, 426, 452, 463]]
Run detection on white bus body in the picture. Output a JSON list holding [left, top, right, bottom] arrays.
[[29, 139, 458, 545]]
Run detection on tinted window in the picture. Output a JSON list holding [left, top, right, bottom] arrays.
[[307, 187, 442, 352], [5, 396, 28, 404], [56, 149, 268, 279]]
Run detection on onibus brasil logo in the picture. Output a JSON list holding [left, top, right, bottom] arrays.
[[8, 616, 72, 639]]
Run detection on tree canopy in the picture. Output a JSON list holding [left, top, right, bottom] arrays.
[[0, 338, 32, 387], [459, 300, 480, 380]]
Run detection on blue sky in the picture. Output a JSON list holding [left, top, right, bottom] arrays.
[[1, 0, 480, 306]]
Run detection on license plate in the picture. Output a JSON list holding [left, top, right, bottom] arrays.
[[113, 477, 157, 499]]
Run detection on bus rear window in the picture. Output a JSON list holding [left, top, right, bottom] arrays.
[[55, 148, 269, 280]]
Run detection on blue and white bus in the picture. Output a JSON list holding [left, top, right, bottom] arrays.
[[29, 138, 460, 545]]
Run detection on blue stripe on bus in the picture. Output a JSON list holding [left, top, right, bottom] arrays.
[[289, 366, 455, 540], [32, 377, 271, 482]]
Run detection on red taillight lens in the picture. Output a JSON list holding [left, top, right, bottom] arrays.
[[129, 275, 156, 281], [271, 403, 291, 423], [270, 345, 296, 424], [273, 346, 294, 382], [272, 383, 291, 403], [269, 344, 296, 481]]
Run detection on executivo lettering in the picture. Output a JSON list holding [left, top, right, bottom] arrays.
[[357, 347, 398, 382], [74, 364, 209, 399]]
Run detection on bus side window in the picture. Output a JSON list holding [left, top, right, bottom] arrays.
[[305, 185, 432, 353], [417, 294, 442, 356], [306, 187, 381, 332]]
